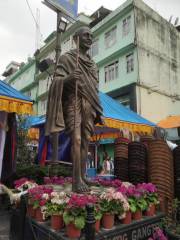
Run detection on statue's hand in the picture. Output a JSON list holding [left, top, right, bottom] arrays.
[[70, 68, 82, 81], [72, 69, 85, 89]]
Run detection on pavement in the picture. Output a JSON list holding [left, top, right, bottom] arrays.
[[0, 210, 10, 240], [0, 193, 11, 240]]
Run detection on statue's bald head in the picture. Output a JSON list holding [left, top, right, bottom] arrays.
[[73, 26, 93, 51], [73, 26, 92, 41]]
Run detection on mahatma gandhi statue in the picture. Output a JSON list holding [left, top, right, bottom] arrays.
[[45, 26, 103, 193]]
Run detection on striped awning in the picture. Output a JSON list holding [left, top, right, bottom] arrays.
[[0, 80, 33, 115]]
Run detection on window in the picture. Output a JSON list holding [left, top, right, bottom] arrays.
[[105, 26, 117, 48], [116, 95, 130, 108], [41, 99, 47, 113], [89, 39, 99, 57], [104, 61, 119, 82], [126, 53, 134, 73], [62, 37, 73, 53], [26, 90, 31, 97], [122, 16, 131, 36]]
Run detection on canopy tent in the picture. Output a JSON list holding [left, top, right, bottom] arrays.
[[26, 92, 155, 165], [29, 92, 155, 135], [158, 115, 180, 129], [0, 80, 33, 182], [0, 80, 33, 114], [95, 92, 155, 137]]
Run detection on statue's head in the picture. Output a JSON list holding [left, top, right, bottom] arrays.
[[73, 26, 93, 51]]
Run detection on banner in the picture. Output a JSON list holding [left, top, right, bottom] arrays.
[[44, 0, 78, 19]]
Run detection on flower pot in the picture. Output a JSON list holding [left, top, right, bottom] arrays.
[[102, 213, 114, 229], [35, 208, 44, 222], [66, 223, 81, 238], [132, 210, 142, 221], [95, 220, 100, 232], [27, 204, 35, 218], [51, 215, 63, 231], [122, 211, 132, 224], [144, 204, 156, 217]]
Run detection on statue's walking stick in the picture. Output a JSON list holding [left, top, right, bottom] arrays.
[[72, 36, 80, 191]]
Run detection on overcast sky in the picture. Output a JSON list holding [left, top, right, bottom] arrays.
[[0, 0, 179, 78]]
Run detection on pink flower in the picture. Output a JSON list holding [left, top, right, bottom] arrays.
[[14, 178, 35, 189], [39, 199, 47, 206]]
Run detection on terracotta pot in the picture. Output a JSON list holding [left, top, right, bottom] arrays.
[[122, 211, 132, 224], [27, 204, 35, 218], [95, 219, 100, 232], [66, 223, 81, 238], [102, 213, 114, 229], [144, 204, 156, 217], [35, 208, 44, 222], [51, 215, 63, 231], [132, 210, 142, 221]]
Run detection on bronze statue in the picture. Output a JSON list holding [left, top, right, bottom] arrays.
[[45, 26, 103, 192]]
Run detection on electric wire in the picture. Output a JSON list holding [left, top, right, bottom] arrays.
[[25, 0, 39, 27]]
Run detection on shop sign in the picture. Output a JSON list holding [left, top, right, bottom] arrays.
[[106, 222, 159, 240], [44, 0, 78, 19]]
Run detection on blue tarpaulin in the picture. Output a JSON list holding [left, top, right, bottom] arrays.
[[29, 92, 155, 130], [99, 92, 155, 126], [0, 80, 33, 114], [0, 80, 32, 102], [27, 92, 155, 164]]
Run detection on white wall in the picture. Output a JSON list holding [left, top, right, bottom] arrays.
[[136, 86, 180, 123]]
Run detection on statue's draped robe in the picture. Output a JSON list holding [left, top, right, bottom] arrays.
[[45, 49, 103, 139]]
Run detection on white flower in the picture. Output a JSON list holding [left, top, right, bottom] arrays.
[[122, 182, 133, 188], [51, 192, 59, 198], [42, 193, 49, 200]]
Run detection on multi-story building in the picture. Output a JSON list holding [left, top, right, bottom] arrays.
[[3, 0, 180, 123], [2, 59, 38, 113], [91, 0, 180, 123]]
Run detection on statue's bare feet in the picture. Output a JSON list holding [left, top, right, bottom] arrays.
[[73, 179, 89, 193], [82, 176, 99, 186]]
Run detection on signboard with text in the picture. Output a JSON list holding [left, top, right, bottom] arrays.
[[44, 0, 78, 20]]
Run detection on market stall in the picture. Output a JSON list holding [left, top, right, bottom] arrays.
[[28, 92, 155, 166], [0, 80, 33, 183]]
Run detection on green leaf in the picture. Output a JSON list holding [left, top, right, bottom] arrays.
[[130, 205, 136, 213], [63, 211, 74, 225], [74, 216, 85, 230]]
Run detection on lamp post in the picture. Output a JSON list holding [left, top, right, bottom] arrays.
[[50, 12, 67, 163], [55, 12, 67, 67]]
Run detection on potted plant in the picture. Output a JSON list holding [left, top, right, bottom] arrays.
[[94, 205, 103, 232], [100, 188, 129, 229], [137, 183, 159, 216], [14, 177, 37, 210], [28, 186, 52, 222], [127, 186, 148, 221], [63, 193, 97, 238], [47, 191, 69, 231], [117, 183, 135, 224]]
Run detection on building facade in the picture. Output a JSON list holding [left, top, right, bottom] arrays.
[[3, 0, 180, 123], [90, 0, 180, 123]]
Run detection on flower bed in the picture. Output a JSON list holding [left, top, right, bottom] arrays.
[[14, 177, 161, 236]]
